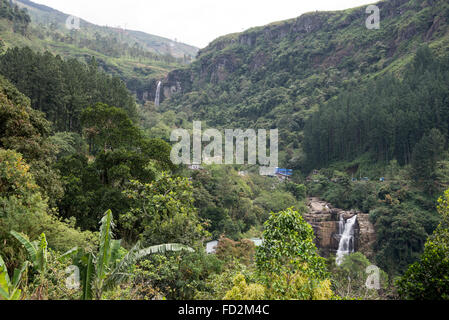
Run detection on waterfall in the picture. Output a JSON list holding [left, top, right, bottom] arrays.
[[338, 214, 345, 235], [336, 215, 357, 266], [154, 81, 162, 106]]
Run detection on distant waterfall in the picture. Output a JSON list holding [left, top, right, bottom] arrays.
[[336, 215, 357, 265], [154, 81, 162, 106]]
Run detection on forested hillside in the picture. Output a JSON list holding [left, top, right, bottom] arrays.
[[1, 0, 449, 301], [0, 0, 198, 103], [156, 0, 449, 167], [149, 0, 449, 286]]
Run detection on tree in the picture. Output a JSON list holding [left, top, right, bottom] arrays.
[[10, 231, 49, 298], [370, 205, 429, 276], [0, 148, 96, 271], [0, 75, 63, 204], [70, 210, 194, 300], [81, 102, 142, 153], [120, 173, 208, 245], [215, 237, 256, 266], [0, 48, 137, 132], [255, 208, 332, 299], [397, 189, 449, 300], [224, 274, 266, 300], [411, 129, 446, 194]]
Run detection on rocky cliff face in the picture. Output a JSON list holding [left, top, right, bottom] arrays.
[[304, 198, 376, 259]]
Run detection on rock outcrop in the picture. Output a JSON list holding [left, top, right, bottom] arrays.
[[304, 198, 376, 259]]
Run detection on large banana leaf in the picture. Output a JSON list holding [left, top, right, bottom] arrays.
[[82, 253, 94, 300], [10, 231, 37, 264], [12, 261, 29, 289], [0, 260, 10, 300], [58, 247, 78, 262], [0, 255, 27, 300], [103, 242, 194, 291]]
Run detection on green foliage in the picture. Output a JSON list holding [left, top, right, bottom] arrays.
[[370, 203, 438, 276], [0, 48, 137, 132], [0, 254, 28, 300], [0, 0, 30, 34], [256, 208, 327, 278], [48, 132, 87, 159], [0, 148, 96, 271], [411, 128, 447, 194], [10, 231, 47, 278], [71, 209, 194, 300], [0, 75, 63, 204], [190, 166, 300, 240], [224, 273, 266, 300], [81, 102, 142, 153], [304, 47, 449, 172], [121, 173, 208, 245], [397, 189, 449, 300], [133, 249, 223, 300], [55, 134, 174, 231], [329, 252, 389, 299], [254, 208, 333, 299], [215, 237, 256, 267]]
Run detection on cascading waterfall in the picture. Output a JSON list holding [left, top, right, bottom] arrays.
[[338, 214, 345, 235], [154, 81, 162, 106], [336, 215, 357, 266]]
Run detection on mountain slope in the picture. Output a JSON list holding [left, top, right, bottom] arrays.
[[0, 0, 199, 103], [155, 0, 449, 168], [14, 0, 198, 58]]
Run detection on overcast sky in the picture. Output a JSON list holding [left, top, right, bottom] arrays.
[[32, 0, 376, 48]]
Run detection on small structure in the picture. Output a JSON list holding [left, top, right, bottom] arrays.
[[275, 168, 293, 181]]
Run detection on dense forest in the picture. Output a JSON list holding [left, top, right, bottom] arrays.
[[1, 0, 449, 301], [0, 0, 30, 34]]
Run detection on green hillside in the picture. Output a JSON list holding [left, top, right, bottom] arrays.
[[143, 0, 449, 279], [1, 0, 449, 301], [0, 0, 199, 102], [156, 0, 449, 168]]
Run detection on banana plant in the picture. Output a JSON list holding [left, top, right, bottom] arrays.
[[71, 210, 195, 300], [0, 254, 29, 300], [10, 231, 47, 285]]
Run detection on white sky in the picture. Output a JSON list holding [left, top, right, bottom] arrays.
[[31, 0, 376, 48]]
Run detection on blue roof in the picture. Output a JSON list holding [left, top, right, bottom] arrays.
[[275, 168, 293, 176]]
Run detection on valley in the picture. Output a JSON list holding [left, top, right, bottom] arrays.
[[0, 0, 449, 301]]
